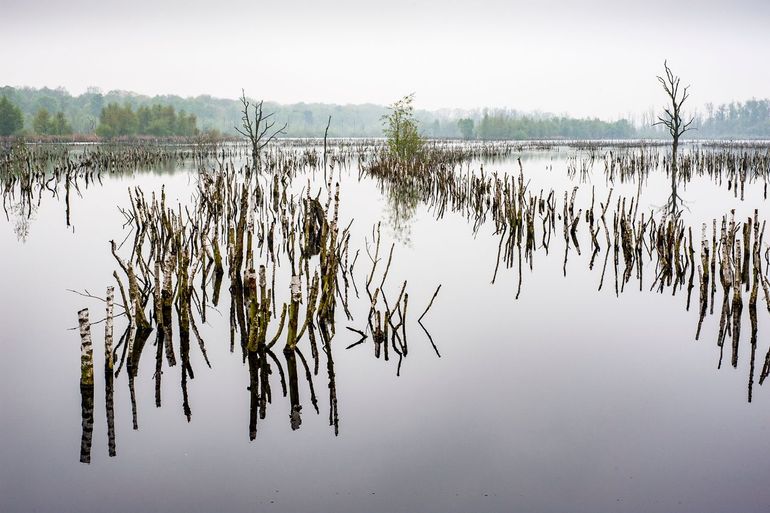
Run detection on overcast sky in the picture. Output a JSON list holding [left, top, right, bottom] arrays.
[[2, 0, 768, 118]]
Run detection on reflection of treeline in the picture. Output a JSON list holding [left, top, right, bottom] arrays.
[[96, 103, 198, 138]]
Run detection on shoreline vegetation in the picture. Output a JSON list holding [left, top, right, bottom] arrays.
[[3, 137, 770, 150], [2, 85, 770, 140]]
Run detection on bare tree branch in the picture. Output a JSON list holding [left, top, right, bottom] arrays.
[[235, 91, 288, 168]]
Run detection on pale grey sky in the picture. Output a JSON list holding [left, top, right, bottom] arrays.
[[2, 0, 768, 118]]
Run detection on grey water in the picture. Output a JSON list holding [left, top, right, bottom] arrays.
[[2, 142, 770, 513]]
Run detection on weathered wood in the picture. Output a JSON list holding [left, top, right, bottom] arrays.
[[78, 308, 94, 386]]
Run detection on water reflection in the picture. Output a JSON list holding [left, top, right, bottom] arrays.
[[6, 140, 770, 464], [0, 141, 247, 237], [79, 384, 94, 464], [384, 180, 419, 244], [68, 155, 441, 462], [365, 143, 770, 406]]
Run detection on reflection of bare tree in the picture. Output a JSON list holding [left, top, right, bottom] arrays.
[[384, 181, 419, 245], [662, 174, 688, 215], [11, 201, 36, 242], [654, 61, 695, 214], [284, 347, 303, 430], [79, 384, 94, 464]]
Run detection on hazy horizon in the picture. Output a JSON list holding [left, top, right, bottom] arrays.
[[2, 0, 769, 119]]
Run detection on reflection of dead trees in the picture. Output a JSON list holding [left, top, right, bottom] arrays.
[[654, 60, 695, 215], [618, 202, 636, 290], [284, 347, 302, 430], [347, 225, 440, 375], [317, 183, 341, 334], [418, 285, 442, 357], [79, 382, 95, 464], [1, 141, 248, 236], [731, 240, 743, 368], [108, 187, 214, 425], [110, 239, 152, 357], [748, 217, 761, 401], [246, 340, 320, 437], [286, 276, 301, 351], [57, 137, 770, 456], [212, 170, 344, 436], [320, 325, 339, 435], [177, 246, 195, 421], [696, 224, 710, 340], [681, 209, 769, 401], [13, 139, 761, 241], [247, 348, 274, 440], [366, 145, 770, 403], [161, 251, 176, 366], [75, 286, 118, 463], [87, 160, 359, 441], [664, 179, 685, 216], [650, 211, 688, 294]]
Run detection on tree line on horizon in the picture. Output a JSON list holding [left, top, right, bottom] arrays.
[[1, 85, 769, 140], [95, 103, 198, 138]]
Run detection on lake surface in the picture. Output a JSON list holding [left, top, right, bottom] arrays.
[[2, 140, 770, 513]]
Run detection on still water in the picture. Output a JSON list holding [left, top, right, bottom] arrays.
[[1, 141, 770, 513]]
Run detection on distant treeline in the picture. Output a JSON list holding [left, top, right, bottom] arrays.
[[0, 86, 392, 138], [467, 114, 635, 140], [693, 100, 770, 139], [1, 86, 769, 140], [96, 103, 198, 138]]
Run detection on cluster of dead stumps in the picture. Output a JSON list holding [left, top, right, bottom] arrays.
[[3, 139, 769, 461], [364, 143, 770, 402], [70, 150, 442, 463]]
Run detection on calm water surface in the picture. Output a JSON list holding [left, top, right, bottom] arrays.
[[1, 142, 770, 513]]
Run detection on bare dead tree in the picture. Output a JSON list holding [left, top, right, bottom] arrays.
[[654, 60, 695, 213], [235, 89, 287, 168], [323, 115, 331, 179]]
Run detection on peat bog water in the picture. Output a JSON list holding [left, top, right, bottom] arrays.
[[2, 139, 770, 513]]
